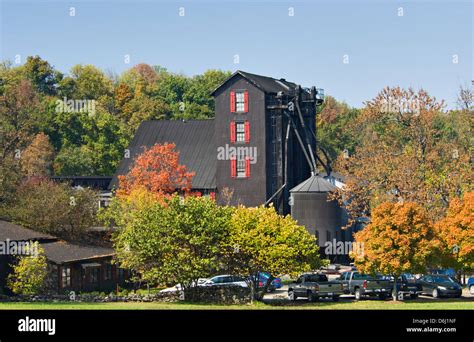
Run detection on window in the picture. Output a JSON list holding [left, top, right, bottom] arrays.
[[89, 268, 99, 284], [104, 264, 112, 281], [61, 266, 71, 288], [230, 90, 248, 113], [326, 230, 331, 242], [236, 122, 245, 142], [236, 92, 245, 112], [230, 121, 250, 143], [236, 151, 246, 178]]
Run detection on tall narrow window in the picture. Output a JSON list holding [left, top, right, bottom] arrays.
[[61, 266, 71, 288], [104, 264, 112, 281], [89, 268, 99, 284], [236, 152, 246, 178], [236, 92, 245, 112], [235, 122, 245, 142], [231, 90, 248, 113]]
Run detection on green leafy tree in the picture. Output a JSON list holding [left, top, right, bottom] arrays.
[[53, 145, 95, 176], [317, 96, 361, 161], [111, 194, 233, 298], [226, 205, 321, 299], [7, 242, 48, 295], [22, 56, 62, 96]]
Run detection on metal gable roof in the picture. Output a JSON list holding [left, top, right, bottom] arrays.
[[110, 119, 216, 190], [289, 175, 337, 193], [211, 70, 298, 95]]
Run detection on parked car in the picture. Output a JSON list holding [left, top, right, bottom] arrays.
[[418, 275, 462, 298], [338, 271, 392, 300], [258, 272, 282, 291], [387, 274, 423, 299], [202, 275, 248, 288], [288, 273, 344, 302], [468, 277, 474, 295], [160, 275, 248, 294]]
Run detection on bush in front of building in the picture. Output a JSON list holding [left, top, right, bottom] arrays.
[[7, 242, 48, 295]]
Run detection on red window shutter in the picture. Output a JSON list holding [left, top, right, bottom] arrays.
[[230, 91, 236, 112], [244, 121, 250, 143], [230, 158, 236, 178], [245, 157, 251, 178], [230, 121, 236, 143], [244, 91, 249, 112]]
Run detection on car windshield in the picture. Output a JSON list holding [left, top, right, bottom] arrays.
[[432, 275, 454, 283]]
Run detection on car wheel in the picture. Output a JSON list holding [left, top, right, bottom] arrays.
[[355, 288, 362, 301], [307, 291, 317, 302], [288, 290, 296, 301], [432, 288, 439, 298], [469, 285, 474, 295], [410, 294, 418, 299], [332, 295, 340, 302]]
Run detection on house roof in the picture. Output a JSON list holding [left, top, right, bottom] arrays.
[[0, 220, 56, 242], [41, 241, 115, 264], [110, 119, 216, 190], [290, 175, 337, 193], [211, 70, 298, 95]]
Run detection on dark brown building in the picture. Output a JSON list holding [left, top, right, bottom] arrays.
[[111, 70, 323, 214], [0, 220, 128, 295]]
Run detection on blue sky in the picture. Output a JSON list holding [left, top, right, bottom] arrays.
[[0, 0, 472, 108]]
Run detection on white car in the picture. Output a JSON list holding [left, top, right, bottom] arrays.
[[159, 275, 248, 294], [201, 275, 248, 288]]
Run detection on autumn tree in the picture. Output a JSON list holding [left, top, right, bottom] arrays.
[[20, 132, 55, 177], [117, 143, 194, 198], [332, 87, 471, 225], [225, 205, 321, 299], [435, 192, 474, 276], [351, 202, 439, 300]]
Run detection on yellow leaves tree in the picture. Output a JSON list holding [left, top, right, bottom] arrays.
[[226, 205, 321, 298], [351, 202, 439, 300], [435, 192, 474, 273], [7, 242, 48, 295]]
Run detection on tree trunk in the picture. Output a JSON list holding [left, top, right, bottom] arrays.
[[392, 276, 398, 301]]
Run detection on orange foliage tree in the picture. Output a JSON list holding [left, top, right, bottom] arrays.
[[351, 202, 439, 300], [117, 143, 194, 198], [435, 192, 474, 273]]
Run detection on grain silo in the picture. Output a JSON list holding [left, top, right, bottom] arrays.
[[290, 175, 352, 263]]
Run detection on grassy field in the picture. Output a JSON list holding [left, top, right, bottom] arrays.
[[0, 299, 472, 310]]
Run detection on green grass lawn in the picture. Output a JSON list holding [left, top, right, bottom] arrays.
[[0, 299, 472, 310]]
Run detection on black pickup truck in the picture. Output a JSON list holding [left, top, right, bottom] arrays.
[[390, 274, 423, 299], [288, 273, 344, 302]]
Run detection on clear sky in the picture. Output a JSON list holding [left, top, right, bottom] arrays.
[[0, 0, 472, 108]]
